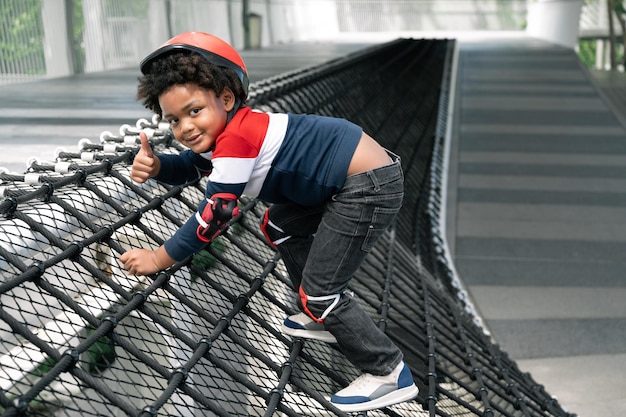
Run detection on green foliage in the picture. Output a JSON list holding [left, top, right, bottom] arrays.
[[84, 324, 117, 376], [70, 0, 85, 73], [191, 237, 228, 281], [103, 0, 149, 17], [31, 355, 57, 377], [0, 0, 45, 74], [578, 39, 597, 68], [579, 38, 626, 70]]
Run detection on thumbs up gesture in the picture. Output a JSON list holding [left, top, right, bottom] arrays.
[[131, 131, 160, 183]]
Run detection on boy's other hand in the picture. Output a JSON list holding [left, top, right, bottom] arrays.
[[131, 131, 160, 183]]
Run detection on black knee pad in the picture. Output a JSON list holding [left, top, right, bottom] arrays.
[[260, 208, 292, 246]]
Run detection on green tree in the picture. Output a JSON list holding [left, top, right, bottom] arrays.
[[0, 0, 45, 75], [612, 0, 626, 67]]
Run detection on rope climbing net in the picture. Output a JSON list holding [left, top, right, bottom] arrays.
[[0, 39, 575, 417]]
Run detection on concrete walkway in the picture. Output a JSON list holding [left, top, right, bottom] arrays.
[[447, 37, 626, 417]]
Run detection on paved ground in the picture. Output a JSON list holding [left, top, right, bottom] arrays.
[[1, 34, 625, 417], [447, 36, 626, 417]]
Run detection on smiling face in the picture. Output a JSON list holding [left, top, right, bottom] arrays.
[[159, 83, 235, 153]]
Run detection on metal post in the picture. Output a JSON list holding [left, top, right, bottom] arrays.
[[608, 0, 617, 69], [242, 0, 250, 50]]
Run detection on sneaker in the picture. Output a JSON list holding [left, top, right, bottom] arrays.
[[330, 361, 418, 412], [281, 312, 337, 344]]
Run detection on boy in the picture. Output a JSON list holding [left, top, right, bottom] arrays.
[[119, 31, 417, 412]]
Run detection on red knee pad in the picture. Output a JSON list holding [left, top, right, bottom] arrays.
[[299, 286, 341, 324]]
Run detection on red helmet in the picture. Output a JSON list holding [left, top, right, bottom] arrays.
[[140, 31, 249, 97]]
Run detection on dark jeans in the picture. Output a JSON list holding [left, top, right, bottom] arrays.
[[267, 154, 404, 375]]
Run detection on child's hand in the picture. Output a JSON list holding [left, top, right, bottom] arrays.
[[119, 246, 175, 275], [131, 132, 160, 183], [119, 248, 160, 275]]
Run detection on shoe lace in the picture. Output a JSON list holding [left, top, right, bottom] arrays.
[[348, 373, 377, 389]]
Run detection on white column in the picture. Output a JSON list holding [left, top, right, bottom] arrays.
[[41, 0, 73, 77], [147, 0, 170, 52], [82, 0, 106, 72], [526, 0, 584, 49]]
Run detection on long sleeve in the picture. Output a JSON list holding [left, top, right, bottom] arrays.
[[155, 150, 212, 185]]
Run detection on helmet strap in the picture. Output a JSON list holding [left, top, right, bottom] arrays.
[[226, 97, 241, 124]]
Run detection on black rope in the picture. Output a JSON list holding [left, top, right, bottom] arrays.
[[0, 38, 575, 417]]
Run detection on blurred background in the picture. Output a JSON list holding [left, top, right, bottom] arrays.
[[0, 0, 624, 86], [2, 2, 626, 417]]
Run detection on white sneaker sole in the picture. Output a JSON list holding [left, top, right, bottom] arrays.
[[280, 323, 338, 344], [332, 383, 419, 412]]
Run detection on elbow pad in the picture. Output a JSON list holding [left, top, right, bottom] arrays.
[[195, 193, 239, 243]]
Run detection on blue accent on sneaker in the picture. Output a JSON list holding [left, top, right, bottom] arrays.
[[398, 364, 414, 388], [283, 316, 302, 329], [331, 394, 370, 404], [280, 313, 338, 343], [330, 363, 418, 412]]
